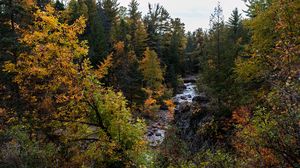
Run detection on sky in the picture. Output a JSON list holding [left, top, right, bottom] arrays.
[[119, 0, 248, 32]]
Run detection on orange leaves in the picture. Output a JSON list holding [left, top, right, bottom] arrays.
[[164, 99, 175, 121], [143, 97, 160, 118], [164, 99, 175, 111], [259, 147, 280, 166], [114, 41, 125, 53], [231, 106, 251, 126], [145, 97, 157, 106]]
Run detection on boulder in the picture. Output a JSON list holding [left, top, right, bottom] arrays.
[[177, 102, 191, 114], [160, 103, 169, 110], [173, 100, 180, 105], [147, 132, 154, 136], [180, 96, 187, 100], [192, 95, 209, 104]]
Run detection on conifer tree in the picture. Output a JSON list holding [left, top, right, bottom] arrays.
[[86, 0, 107, 65], [127, 0, 147, 58]]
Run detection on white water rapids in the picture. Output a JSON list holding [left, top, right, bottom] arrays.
[[146, 81, 198, 147]]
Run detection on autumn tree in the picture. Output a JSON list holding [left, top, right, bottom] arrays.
[[233, 0, 300, 167], [140, 48, 164, 91], [109, 42, 145, 104], [139, 48, 165, 116], [4, 5, 149, 166]]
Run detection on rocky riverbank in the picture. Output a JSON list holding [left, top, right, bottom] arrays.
[[146, 76, 206, 147]]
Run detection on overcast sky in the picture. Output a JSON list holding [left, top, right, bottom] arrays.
[[119, 0, 248, 32]]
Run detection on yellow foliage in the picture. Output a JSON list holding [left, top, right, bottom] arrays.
[[3, 4, 89, 126], [95, 54, 113, 79], [140, 48, 164, 90]]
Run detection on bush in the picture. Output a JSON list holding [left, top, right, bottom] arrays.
[[0, 126, 56, 168]]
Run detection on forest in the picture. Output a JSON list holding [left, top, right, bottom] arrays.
[[0, 0, 299, 167]]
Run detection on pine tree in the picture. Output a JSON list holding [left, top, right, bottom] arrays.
[[0, 0, 34, 112], [101, 0, 119, 48], [243, 0, 272, 17], [54, 0, 65, 11], [85, 0, 107, 66], [227, 8, 242, 40], [207, 2, 224, 110], [67, 0, 88, 23], [164, 18, 186, 91], [144, 4, 171, 56], [127, 0, 147, 58]]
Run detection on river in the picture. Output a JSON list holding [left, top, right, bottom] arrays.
[[146, 77, 198, 147]]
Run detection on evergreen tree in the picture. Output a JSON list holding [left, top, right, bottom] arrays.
[[144, 4, 171, 56], [204, 2, 225, 111], [100, 0, 119, 48], [109, 42, 144, 104], [243, 0, 273, 17], [0, 0, 34, 112], [86, 0, 107, 66], [163, 18, 186, 92], [227, 8, 242, 40], [127, 0, 147, 58], [67, 0, 88, 23], [54, 0, 65, 11], [184, 29, 204, 74]]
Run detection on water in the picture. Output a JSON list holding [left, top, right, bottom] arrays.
[[146, 81, 198, 147], [174, 82, 198, 103]]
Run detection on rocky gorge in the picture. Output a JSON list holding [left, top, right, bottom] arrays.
[[146, 76, 214, 153]]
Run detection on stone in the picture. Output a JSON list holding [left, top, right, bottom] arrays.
[[160, 103, 169, 110], [174, 101, 180, 105], [180, 96, 187, 100], [192, 95, 209, 103]]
